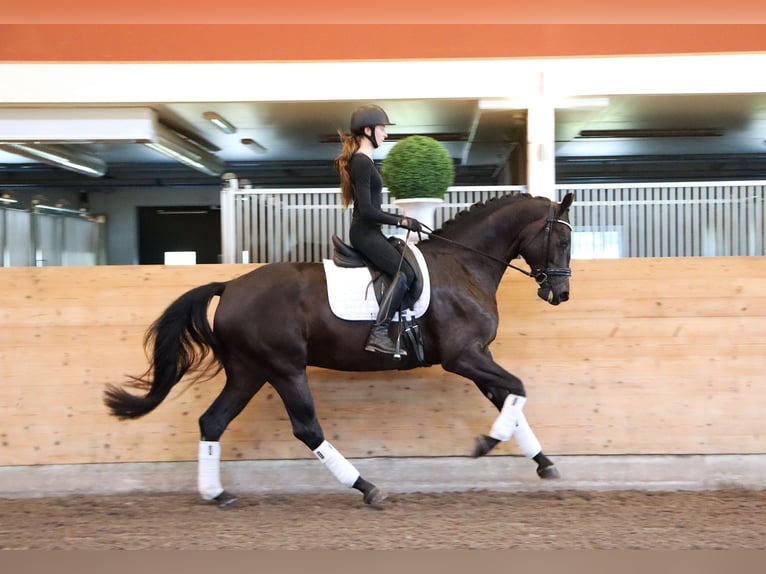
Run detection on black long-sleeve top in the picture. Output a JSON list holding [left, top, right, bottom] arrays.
[[349, 153, 400, 228]]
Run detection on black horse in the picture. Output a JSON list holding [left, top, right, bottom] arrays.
[[104, 192, 574, 507]]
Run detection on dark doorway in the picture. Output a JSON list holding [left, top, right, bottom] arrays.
[[138, 206, 221, 265]]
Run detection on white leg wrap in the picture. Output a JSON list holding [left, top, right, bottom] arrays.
[[489, 394, 527, 442], [513, 412, 542, 458], [198, 441, 224, 500], [313, 440, 360, 488]]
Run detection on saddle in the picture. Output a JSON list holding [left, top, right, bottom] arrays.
[[331, 234, 424, 309], [326, 234, 430, 366]]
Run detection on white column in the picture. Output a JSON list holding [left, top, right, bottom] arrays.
[[220, 173, 238, 264], [525, 72, 556, 200], [526, 100, 556, 200]]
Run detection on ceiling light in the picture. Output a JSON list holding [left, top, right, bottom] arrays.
[[203, 111, 237, 134], [1, 192, 18, 204], [577, 128, 723, 139], [33, 203, 88, 216], [0, 143, 107, 177], [479, 97, 610, 110], [144, 124, 227, 176], [478, 99, 528, 111], [241, 138, 267, 154]]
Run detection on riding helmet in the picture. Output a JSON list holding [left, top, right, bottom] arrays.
[[350, 104, 394, 138]]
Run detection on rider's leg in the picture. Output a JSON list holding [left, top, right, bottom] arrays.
[[365, 270, 409, 356]]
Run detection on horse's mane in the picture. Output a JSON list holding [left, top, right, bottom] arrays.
[[426, 192, 535, 240]]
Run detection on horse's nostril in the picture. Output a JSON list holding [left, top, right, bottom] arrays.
[[560, 292, 570, 302]]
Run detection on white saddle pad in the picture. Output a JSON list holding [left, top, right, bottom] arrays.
[[322, 242, 430, 321]]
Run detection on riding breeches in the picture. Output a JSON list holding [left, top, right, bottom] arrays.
[[349, 221, 416, 287]]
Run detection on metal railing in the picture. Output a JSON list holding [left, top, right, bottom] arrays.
[[224, 181, 766, 262], [1, 206, 106, 267], [562, 182, 765, 258], [227, 184, 526, 264]]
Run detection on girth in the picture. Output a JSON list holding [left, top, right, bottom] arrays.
[[331, 234, 424, 309]]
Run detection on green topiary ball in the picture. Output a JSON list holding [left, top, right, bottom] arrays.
[[381, 135, 455, 200]]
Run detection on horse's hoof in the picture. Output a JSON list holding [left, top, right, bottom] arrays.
[[472, 434, 500, 458], [363, 486, 388, 506], [537, 464, 560, 479], [214, 490, 239, 508]]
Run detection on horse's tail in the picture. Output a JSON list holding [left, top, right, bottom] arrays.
[[103, 281, 227, 420]]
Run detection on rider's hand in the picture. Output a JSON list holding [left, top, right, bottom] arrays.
[[399, 217, 423, 233]]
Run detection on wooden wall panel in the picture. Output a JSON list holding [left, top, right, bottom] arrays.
[[1, 257, 764, 467]]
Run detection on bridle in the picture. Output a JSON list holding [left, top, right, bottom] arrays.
[[528, 204, 573, 286], [415, 204, 572, 286]]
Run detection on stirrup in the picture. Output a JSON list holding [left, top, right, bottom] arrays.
[[365, 328, 407, 358], [364, 339, 408, 358]]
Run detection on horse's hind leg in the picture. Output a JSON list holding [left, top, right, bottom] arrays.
[[197, 373, 266, 507], [272, 371, 387, 506]]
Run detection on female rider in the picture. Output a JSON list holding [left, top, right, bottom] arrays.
[[334, 104, 422, 357]]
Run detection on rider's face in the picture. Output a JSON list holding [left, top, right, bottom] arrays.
[[373, 125, 388, 144]]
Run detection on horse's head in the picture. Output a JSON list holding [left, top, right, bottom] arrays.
[[520, 193, 574, 306]]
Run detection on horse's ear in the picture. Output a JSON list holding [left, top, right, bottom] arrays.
[[558, 192, 574, 215]]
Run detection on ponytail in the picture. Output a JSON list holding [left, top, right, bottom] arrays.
[[334, 131, 361, 208]]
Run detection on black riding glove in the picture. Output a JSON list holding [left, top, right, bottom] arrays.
[[398, 217, 423, 233]]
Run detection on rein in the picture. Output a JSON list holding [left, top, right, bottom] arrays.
[[420, 228, 533, 276], [418, 205, 573, 284]]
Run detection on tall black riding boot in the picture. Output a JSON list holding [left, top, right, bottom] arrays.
[[365, 271, 409, 357]]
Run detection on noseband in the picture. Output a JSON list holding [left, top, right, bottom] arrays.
[[530, 205, 573, 286]]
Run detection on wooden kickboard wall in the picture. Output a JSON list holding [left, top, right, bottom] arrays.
[[1, 257, 764, 467]]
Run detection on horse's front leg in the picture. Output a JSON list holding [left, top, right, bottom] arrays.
[[473, 411, 559, 479], [442, 348, 559, 479]]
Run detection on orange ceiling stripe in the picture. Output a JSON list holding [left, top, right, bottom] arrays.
[[3, 0, 766, 24], [1, 25, 766, 62]]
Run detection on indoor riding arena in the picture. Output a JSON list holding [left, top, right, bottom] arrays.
[[3, 15, 766, 553], [2, 257, 765, 550]]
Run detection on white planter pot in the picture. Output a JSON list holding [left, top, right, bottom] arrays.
[[393, 197, 444, 242]]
